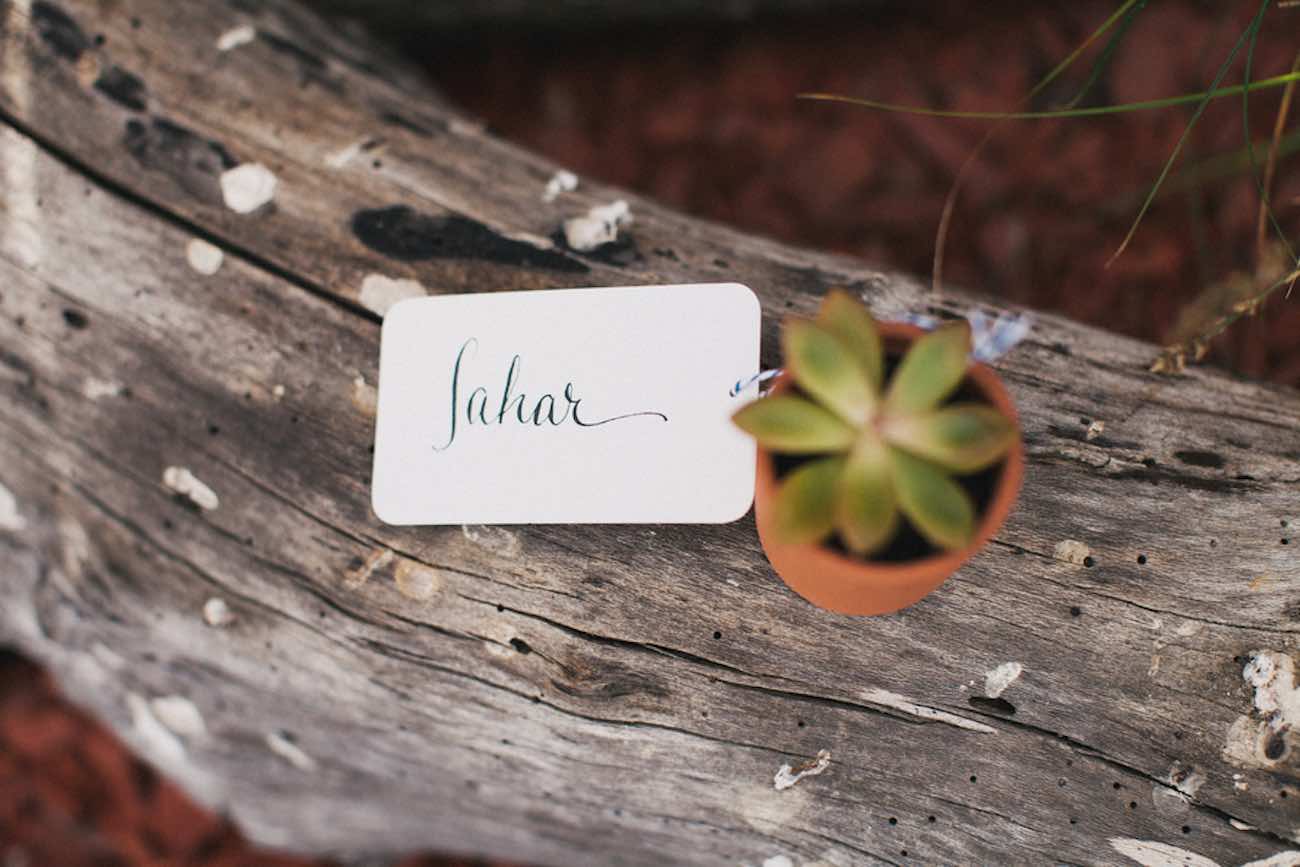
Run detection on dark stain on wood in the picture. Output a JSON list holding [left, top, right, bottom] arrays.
[[32, 1, 89, 61], [969, 696, 1016, 715], [1174, 450, 1226, 469], [123, 118, 237, 202], [352, 206, 588, 272], [61, 308, 88, 329], [1109, 466, 1260, 494], [551, 228, 643, 267], [93, 66, 147, 112], [377, 110, 441, 138], [258, 31, 344, 93]]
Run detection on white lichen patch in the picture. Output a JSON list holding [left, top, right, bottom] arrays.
[[1085, 419, 1106, 441], [272, 384, 286, 400], [542, 169, 578, 202], [265, 730, 316, 771], [324, 137, 369, 169], [774, 749, 830, 791], [861, 687, 996, 733], [762, 857, 794, 867], [984, 662, 1023, 698], [150, 696, 206, 738], [359, 273, 425, 316], [127, 693, 186, 764], [394, 559, 441, 601], [461, 524, 522, 558], [220, 163, 277, 214], [1225, 651, 1299, 769], [1109, 838, 1218, 867], [1053, 539, 1091, 565], [563, 199, 632, 251], [216, 24, 256, 51], [202, 597, 235, 627], [186, 238, 224, 275], [162, 466, 219, 511], [351, 374, 378, 416], [82, 377, 123, 400], [0, 481, 27, 532]]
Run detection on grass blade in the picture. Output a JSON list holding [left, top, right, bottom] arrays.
[[1107, 0, 1273, 266]]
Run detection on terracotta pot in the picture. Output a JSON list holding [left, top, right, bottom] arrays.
[[754, 322, 1024, 616]]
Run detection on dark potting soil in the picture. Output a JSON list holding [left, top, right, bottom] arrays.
[[772, 373, 1004, 564]]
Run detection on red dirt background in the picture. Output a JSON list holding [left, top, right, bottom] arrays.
[[3, 2, 1297, 866]]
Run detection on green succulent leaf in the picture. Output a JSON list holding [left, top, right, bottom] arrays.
[[884, 404, 1016, 473], [732, 395, 856, 454], [835, 431, 899, 556], [783, 320, 876, 425], [817, 289, 885, 392], [771, 456, 845, 546], [884, 322, 972, 415], [890, 447, 976, 551]]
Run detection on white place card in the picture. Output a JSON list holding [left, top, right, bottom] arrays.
[[371, 283, 761, 525]]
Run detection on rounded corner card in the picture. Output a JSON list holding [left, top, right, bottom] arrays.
[[371, 283, 761, 525]]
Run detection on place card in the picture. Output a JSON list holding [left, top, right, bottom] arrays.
[[371, 283, 761, 525]]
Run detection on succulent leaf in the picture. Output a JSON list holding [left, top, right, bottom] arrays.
[[835, 431, 898, 556], [884, 404, 1016, 473], [771, 456, 845, 546], [817, 289, 885, 392], [890, 447, 976, 551], [883, 321, 972, 415], [732, 395, 856, 454], [783, 319, 875, 425]]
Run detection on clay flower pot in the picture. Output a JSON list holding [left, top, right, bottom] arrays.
[[754, 322, 1024, 616]]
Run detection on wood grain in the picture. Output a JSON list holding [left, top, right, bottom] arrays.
[[0, 1, 1297, 864]]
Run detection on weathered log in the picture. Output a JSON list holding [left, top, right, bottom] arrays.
[[0, 1, 1298, 865]]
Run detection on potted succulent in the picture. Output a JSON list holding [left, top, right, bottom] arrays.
[[733, 290, 1024, 615]]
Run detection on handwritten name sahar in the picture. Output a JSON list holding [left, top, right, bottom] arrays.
[[433, 338, 668, 451]]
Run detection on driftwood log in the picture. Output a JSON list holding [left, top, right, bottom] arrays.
[[1, 1, 1298, 864]]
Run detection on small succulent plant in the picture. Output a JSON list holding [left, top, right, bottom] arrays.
[[733, 291, 1016, 555]]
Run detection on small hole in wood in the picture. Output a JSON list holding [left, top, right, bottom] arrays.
[[1210, 539, 1217, 547], [1083, 556, 1095, 568], [1112, 782, 1122, 790], [888, 817, 897, 825], [62, 309, 88, 329], [509, 638, 531, 655], [1127, 801, 1137, 810], [968, 696, 1015, 715], [1069, 606, 1082, 617], [927, 815, 936, 823], [93, 33, 105, 46], [969, 775, 977, 783], [900, 851, 907, 858], [1281, 790, 1289, 799], [712, 630, 722, 639], [208, 424, 220, 435], [796, 720, 805, 728], [496, 604, 504, 613], [1069, 818, 1077, 825], [1136, 554, 1147, 564], [1283, 538, 1290, 545], [1181, 825, 1191, 834]]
